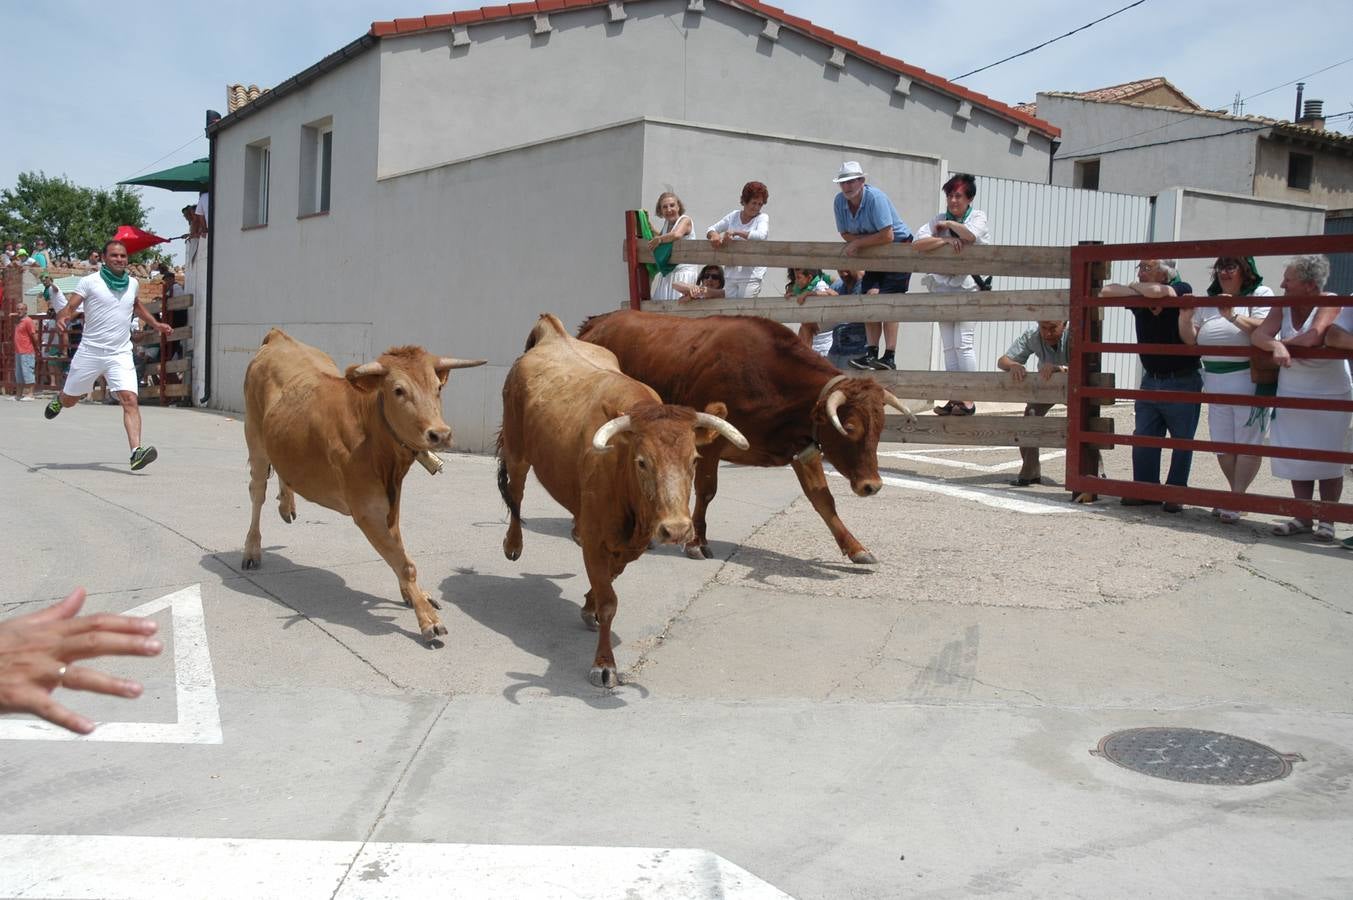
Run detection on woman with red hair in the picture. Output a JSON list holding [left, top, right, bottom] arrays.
[[705, 181, 769, 298]]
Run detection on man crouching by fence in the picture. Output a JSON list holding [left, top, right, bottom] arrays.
[[44, 240, 173, 471], [998, 320, 1071, 487]]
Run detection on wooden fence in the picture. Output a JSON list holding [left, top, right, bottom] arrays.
[[623, 211, 1114, 452]]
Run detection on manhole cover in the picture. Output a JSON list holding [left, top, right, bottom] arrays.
[[1092, 728, 1302, 785]]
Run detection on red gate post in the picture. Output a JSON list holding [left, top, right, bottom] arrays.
[[1068, 240, 1107, 502], [623, 210, 650, 310]]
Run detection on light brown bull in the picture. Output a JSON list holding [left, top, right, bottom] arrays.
[[241, 328, 484, 643], [497, 314, 747, 686]]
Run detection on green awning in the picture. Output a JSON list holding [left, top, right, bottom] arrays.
[[120, 157, 209, 193]]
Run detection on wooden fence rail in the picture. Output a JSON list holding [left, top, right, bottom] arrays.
[[640, 289, 1070, 323]]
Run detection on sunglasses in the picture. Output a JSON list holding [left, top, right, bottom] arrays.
[[1215, 261, 1241, 273]]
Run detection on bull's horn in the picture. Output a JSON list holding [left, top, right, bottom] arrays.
[[693, 412, 750, 450], [436, 357, 488, 371], [349, 362, 387, 378], [591, 415, 633, 451], [882, 390, 920, 426], [825, 389, 849, 437]]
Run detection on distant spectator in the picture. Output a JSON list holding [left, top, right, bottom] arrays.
[[31, 238, 50, 270], [648, 191, 697, 301], [39, 274, 68, 364], [998, 320, 1071, 487], [674, 264, 726, 302], [783, 268, 836, 351], [181, 205, 197, 239], [706, 181, 769, 299], [193, 190, 209, 238], [914, 173, 991, 415], [833, 161, 913, 371], [85, 250, 101, 270], [17, 248, 36, 267], [828, 270, 867, 370], [1177, 256, 1274, 524], [12, 302, 39, 401], [1100, 259, 1199, 513], [1252, 254, 1350, 543], [1, 242, 14, 266], [1324, 308, 1353, 552]]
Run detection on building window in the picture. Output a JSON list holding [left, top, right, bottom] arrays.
[[1288, 152, 1313, 191], [1074, 159, 1100, 191], [243, 140, 270, 227], [300, 117, 333, 216]]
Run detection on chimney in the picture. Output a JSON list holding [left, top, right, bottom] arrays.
[[1299, 99, 1325, 130], [1294, 82, 1304, 121]]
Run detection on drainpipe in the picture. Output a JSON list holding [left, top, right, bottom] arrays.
[[203, 125, 216, 406], [1294, 83, 1304, 122], [1048, 138, 1061, 185]]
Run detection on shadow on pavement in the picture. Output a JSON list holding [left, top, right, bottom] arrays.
[[201, 548, 425, 644], [438, 566, 645, 710], [27, 461, 136, 476]]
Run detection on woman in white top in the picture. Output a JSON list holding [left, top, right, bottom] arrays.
[[1252, 254, 1351, 542], [648, 191, 696, 301], [913, 174, 992, 416], [705, 181, 769, 299], [1178, 256, 1274, 524], [1324, 307, 1353, 551]]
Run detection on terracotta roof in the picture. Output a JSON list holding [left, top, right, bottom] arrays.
[[368, 0, 1060, 139], [1070, 76, 1200, 109], [227, 84, 268, 113], [1044, 92, 1353, 149]]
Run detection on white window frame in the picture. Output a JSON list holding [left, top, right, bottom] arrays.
[[244, 139, 270, 227]]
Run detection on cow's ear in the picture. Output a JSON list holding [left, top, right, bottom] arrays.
[[345, 361, 387, 393], [694, 401, 730, 447]]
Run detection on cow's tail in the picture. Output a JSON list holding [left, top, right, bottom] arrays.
[[523, 313, 570, 353], [495, 436, 520, 521]]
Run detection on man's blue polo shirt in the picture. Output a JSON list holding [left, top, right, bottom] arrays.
[[834, 184, 912, 241]]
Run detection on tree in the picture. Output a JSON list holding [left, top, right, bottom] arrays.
[[0, 172, 159, 263]]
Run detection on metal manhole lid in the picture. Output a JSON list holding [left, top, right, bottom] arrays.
[[1092, 727, 1302, 785]]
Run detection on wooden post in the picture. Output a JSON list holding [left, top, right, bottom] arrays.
[[0, 267, 22, 397], [623, 210, 650, 310], [1071, 240, 1106, 502]]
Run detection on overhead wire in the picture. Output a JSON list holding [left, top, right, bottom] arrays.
[[950, 0, 1148, 81]]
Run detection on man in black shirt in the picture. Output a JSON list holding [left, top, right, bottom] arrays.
[[1101, 258, 1200, 512]]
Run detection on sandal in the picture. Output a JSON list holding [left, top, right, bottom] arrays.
[[1272, 519, 1313, 537], [950, 403, 977, 417], [1218, 510, 1241, 525], [933, 401, 956, 416], [1314, 522, 1336, 543]]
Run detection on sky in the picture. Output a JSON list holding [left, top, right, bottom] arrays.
[[2, 0, 1350, 262]]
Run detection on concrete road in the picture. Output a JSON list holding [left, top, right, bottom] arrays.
[[1, 399, 1350, 899]]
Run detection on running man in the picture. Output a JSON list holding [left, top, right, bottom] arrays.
[[45, 240, 173, 470]]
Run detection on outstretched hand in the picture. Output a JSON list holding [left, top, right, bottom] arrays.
[[0, 588, 163, 734]]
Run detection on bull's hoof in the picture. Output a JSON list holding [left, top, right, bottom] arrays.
[[241, 555, 260, 570], [589, 665, 618, 688], [503, 539, 521, 561], [421, 622, 448, 645], [684, 543, 712, 560], [849, 550, 878, 565], [580, 608, 598, 630], [279, 511, 295, 524]]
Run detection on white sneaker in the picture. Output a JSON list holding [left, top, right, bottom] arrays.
[[16, 396, 31, 402]]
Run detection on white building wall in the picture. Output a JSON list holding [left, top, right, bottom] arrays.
[[378, 0, 1052, 184]]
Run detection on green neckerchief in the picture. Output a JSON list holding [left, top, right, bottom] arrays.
[[944, 206, 973, 223], [99, 265, 130, 293], [1206, 256, 1263, 296], [636, 210, 677, 278], [791, 274, 832, 296]]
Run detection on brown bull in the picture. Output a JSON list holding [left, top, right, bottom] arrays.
[[578, 310, 913, 564], [241, 329, 485, 643], [498, 314, 747, 686]]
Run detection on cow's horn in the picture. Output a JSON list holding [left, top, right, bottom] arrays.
[[693, 413, 750, 450], [437, 357, 487, 370], [591, 415, 633, 451], [825, 389, 849, 437], [882, 390, 920, 426], [349, 362, 387, 378]]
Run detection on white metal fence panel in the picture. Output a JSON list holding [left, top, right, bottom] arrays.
[[922, 175, 1153, 390]]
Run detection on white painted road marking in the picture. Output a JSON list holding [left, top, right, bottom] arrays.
[[826, 468, 1081, 515], [881, 448, 1067, 474], [0, 835, 794, 900], [0, 584, 222, 744]]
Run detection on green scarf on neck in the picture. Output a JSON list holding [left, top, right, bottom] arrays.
[[100, 265, 129, 293]]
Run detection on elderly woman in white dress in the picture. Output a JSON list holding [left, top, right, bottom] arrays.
[[1251, 254, 1352, 542], [648, 191, 697, 301], [1178, 256, 1274, 524]]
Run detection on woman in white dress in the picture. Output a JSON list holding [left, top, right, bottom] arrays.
[[1324, 307, 1353, 550], [1252, 254, 1352, 542], [648, 191, 697, 301], [913, 173, 992, 416], [705, 181, 769, 299], [1178, 256, 1274, 523]]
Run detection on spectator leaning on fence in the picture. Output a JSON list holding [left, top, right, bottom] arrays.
[[706, 181, 770, 299], [12, 302, 39, 401], [1100, 259, 1199, 513], [674, 264, 726, 302], [648, 191, 697, 301], [828, 270, 868, 371], [833, 161, 913, 371], [1323, 303, 1353, 551], [1177, 257, 1274, 524], [785, 268, 837, 352], [913, 173, 992, 416], [1251, 254, 1350, 543], [998, 320, 1071, 488]]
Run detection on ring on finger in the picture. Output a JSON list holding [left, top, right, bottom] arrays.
[[56, 664, 68, 686]]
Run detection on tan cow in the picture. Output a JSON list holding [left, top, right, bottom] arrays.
[[498, 314, 748, 686], [241, 329, 485, 644]]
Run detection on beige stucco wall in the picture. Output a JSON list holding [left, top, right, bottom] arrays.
[[1253, 135, 1353, 209], [376, 0, 1051, 184]]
